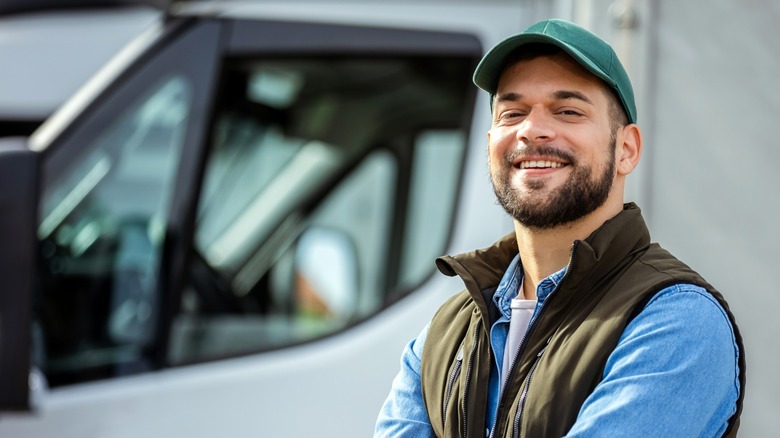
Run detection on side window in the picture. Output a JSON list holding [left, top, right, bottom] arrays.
[[37, 76, 191, 385], [170, 56, 473, 363], [34, 22, 221, 386]]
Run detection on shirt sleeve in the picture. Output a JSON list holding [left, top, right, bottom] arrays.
[[374, 324, 436, 438], [565, 284, 740, 438]]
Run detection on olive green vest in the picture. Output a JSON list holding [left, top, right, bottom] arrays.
[[421, 204, 745, 438]]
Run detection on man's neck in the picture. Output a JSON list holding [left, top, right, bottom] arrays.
[[514, 203, 624, 300]]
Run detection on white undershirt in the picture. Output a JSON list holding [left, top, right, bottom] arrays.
[[501, 298, 537, 385]]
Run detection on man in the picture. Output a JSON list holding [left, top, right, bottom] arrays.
[[375, 19, 744, 437]]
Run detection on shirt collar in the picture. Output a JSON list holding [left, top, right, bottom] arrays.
[[492, 253, 567, 319]]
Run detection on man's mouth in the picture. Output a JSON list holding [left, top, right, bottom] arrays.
[[506, 147, 574, 171], [516, 160, 567, 170]]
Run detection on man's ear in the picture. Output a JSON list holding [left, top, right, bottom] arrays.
[[616, 124, 642, 175]]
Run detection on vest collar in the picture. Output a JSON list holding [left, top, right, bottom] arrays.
[[436, 203, 651, 310]]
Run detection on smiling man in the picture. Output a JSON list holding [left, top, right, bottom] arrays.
[[375, 19, 745, 437]]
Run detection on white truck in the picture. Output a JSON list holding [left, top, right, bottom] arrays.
[[0, 0, 776, 436]]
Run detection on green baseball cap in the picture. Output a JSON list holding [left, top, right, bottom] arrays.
[[473, 18, 637, 124]]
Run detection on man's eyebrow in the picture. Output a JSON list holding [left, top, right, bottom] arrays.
[[553, 90, 594, 105], [493, 90, 594, 106], [494, 92, 521, 104]]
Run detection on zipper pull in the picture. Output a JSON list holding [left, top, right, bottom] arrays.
[[536, 336, 553, 357]]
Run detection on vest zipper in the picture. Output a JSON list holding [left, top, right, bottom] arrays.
[[512, 337, 551, 438], [490, 241, 579, 438], [443, 345, 464, 426], [461, 321, 482, 437]]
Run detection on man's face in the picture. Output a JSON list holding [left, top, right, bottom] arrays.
[[488, 53, 619, 229]]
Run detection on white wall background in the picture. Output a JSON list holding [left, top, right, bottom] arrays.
[[644, 3, 780, 436]]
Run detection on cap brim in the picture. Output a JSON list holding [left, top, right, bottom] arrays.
[[473, 34, 616, 94]]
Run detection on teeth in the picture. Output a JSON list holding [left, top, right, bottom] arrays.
[[519, 160, 564, 169]]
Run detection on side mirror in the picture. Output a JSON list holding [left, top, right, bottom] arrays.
[[0, 137, 37, 411], [293, 227, 359, 319]]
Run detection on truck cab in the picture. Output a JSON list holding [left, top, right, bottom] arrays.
[[0, 2, 525, 436]]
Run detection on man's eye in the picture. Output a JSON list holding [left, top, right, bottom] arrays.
[[558, 110, 582, 116]]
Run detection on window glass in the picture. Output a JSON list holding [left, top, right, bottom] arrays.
[[397, 130, 466, 293], [170, 55, 473, 363], [36, 76, 192, 386]]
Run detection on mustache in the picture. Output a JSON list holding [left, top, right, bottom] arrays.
[[503, 146, 576, 164]]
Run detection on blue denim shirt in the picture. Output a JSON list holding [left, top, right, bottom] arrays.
[[375, 255, 740, 437]]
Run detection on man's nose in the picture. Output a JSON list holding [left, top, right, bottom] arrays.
[[516, 108, 556, 144]]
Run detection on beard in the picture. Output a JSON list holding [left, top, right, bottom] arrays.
[[491, 137, 616, 230]]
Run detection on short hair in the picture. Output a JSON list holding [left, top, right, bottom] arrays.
[[495, 43, 629, 131]]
